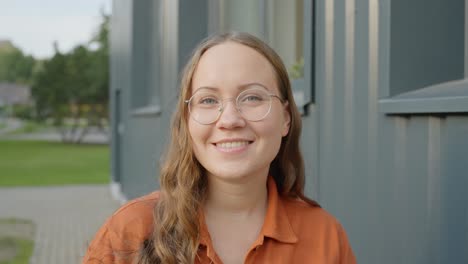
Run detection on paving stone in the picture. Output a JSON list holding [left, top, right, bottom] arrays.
[[0, 185, 120, 264]]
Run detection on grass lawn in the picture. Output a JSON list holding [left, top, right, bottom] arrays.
[[0, 218, 35, 264], [0, 140, 109, 186], [0, 238, 34, 264]]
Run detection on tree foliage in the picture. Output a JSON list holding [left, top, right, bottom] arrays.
[[0, 43, 36, 84], [31, 13, 110, 143]]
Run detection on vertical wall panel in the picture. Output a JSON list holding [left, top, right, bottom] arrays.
[[314, 0, 468, 263], [342, 0, 356, 233], [426, 116, 442, 264], [393, 117, 410, 263], [440, 116, 468, 263], [318, 0, 335, 205], [407, 117, 430, 263], [366, 0, 380, 261], [110, 0, 133, 193], [331, 0, 346, 215]]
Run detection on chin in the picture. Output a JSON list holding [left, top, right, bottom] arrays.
[[208, 170, 248, 182], [206, 165, 268, 184]]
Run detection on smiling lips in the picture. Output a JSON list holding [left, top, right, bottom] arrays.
[[215, 140, 252, 152]]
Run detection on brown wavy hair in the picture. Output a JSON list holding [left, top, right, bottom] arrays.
[[135, 31, 319, 264]]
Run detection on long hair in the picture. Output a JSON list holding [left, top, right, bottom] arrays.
[[136, 31, 318, 264]]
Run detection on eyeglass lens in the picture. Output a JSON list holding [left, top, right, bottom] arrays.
[[188, 87, 274, 125]]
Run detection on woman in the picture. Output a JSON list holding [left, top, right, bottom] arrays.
[[83, 32, 356, 264]]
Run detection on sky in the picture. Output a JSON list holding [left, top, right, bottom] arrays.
[[0, 0, 112, 59]]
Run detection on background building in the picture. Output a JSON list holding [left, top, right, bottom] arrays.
[[0, 82, 31, 117], [109, 0, 468, 263]]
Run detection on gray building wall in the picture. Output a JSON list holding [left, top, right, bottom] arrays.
[[110, 0, 468, 263], [313, 1, 468, 263], [110, 0, 208, 198]]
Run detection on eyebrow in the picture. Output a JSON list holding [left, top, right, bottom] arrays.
[[192, 82, 272, 94]]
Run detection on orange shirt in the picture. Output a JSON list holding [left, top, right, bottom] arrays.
[[83, 178, 357, 263]]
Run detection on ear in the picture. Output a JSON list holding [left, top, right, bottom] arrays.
[[281, 102, 291, 137]]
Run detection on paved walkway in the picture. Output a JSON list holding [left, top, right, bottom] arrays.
[[0, 118, 22, 134], [0, 117, 109, 144], [0, 185, 120, 264], [3, 131, 109, 144]]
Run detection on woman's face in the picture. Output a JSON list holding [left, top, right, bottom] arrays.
[[188, 42, 290, 184]]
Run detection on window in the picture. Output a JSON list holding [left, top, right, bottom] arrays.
[[390, 0, 464, 96], [131, 0, 161, 116], [380, 0, 468, 114]]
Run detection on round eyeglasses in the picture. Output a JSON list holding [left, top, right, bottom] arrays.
[[185, 86, 284, 125]]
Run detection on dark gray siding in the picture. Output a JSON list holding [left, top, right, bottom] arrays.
[[110, 0, 468, 263], [311, 0, 468, 263], [110, 0, 208, 197]]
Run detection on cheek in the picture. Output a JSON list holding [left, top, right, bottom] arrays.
[[255, 119, 284, 147], [188, 121, 198, 144], [188, 120, 209, 153], [254, 123, 283, 167], [258, 111, 288, 152], [265, 108, 288, 137]]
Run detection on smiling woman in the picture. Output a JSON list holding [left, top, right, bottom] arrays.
[[188, 42, 290, 189], [83, 32, 356, 264]]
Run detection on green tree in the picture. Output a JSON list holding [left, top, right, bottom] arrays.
[[0, 42, 36, 84], [32, 50, 68, 122], [77, 12, 110, 141], [31, 13, 109, 143], [88, 12, 110, 106]]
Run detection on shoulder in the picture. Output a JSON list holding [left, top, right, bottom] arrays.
[[281, 198, 356, 262], [83, 192, 160, 263], [282, 198, 339, 228], [106, 191, 160, 239], [281, 198, 347, 243], [111, 191, 160, 224]]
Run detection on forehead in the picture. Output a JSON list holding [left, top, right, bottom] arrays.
[[191, 42, 278, 94]]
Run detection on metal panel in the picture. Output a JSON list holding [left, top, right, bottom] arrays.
[[111, 0, 468, 262], [440, 116, 468, 263], [110, 0, 133, 187], [110, 0, 161, 198], [312, 0, 468, 263], [111, 0, 208, 199]]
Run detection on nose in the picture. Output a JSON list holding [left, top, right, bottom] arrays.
[[216, 99, 245, 129]]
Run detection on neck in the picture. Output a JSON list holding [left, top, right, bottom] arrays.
[[204, 174, 268, 217]]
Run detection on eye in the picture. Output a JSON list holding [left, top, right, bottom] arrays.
[[239, 92, 266, 104], [198, 97, 219, 105], [244, 95, 263, 102]]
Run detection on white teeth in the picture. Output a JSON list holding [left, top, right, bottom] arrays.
[[217, 141, 249, 149]]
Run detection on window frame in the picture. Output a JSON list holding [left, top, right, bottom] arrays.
[[379, 79, 468, 114], [291, 0, 315, 115], [131, 0, 162, 117], [379, 0, 468, 115]]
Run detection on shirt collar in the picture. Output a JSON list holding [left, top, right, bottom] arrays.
[[198, 176, 298, 248], [260, 176, 298, 244]]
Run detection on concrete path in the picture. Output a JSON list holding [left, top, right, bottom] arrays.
[[0, 118, 22, 134], [4, 130, 109, 144], [0, 185, 120, 264], [0, 117, 109, 144]]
